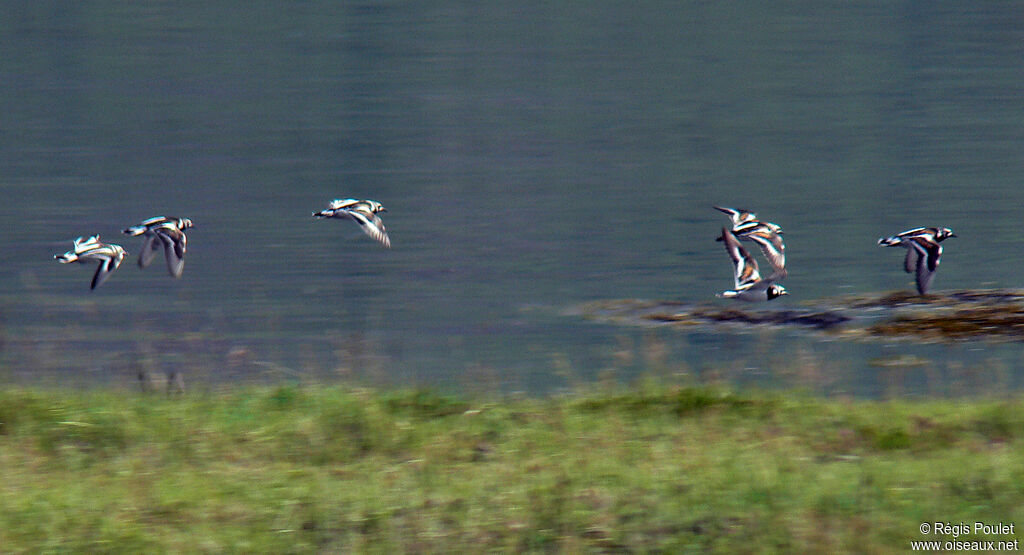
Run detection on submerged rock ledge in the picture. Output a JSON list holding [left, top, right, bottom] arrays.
[[867, 305, 1024, 341], [572, 289, 1024, 342], [571, 299, 852, 331]]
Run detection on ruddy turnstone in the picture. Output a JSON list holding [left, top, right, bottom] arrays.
[[313, 198, 391, 248], [878, 227, 955, 295], [716, 227, 788, 301], [123, 217, 193, 278], [54, 235, 127, 290], [715, 206, 786, 277]]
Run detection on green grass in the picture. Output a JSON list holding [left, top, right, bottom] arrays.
[[0, 384, 1021, 553]]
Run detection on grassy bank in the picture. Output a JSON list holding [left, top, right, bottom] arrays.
[[0, 384, 1021, 553]]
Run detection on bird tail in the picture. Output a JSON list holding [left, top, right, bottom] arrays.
[[123, 225, 147, 236]]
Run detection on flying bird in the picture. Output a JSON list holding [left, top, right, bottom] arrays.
[[54, 235, 127, 290], [878, 227, 956, 295], [716, 227, 788, 302], [123, 217, 193, 278], [715, 205, 786, 277], [313, 198, 391, 248]]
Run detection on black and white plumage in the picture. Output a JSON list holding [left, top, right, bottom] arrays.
[[54, 235, 127, 290], [313, 198, 391, 248], [878, 227, 956, 295], [716, 227, 788, 302], [123, 217, 193, 278], [714, 205, 759, 227], [715, 205, 786, 277]]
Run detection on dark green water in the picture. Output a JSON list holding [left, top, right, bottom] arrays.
[[3, 3, 1024, 395]]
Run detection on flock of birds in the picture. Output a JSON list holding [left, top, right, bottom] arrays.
[[54, 216, 194, 290], [53, 199, 391, 290], [54, 199, 955, 301], [713, 205, 956, 301]]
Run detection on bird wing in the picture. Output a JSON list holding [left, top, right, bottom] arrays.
[[909, 238, 942, 294], [328, 199, 361, 210], [895, 227, 931, 240], [739, 226, 786, 278], [155, 227, 186, 277], [903, 245, 919, 274], [908, 236, 942, 272], [914, 253, 935, 295], [140, 216, 169, 227], [720, 227, 760, 289], [91, 256, 117, 289], [76, 235, 101, 252], [137, 234, 160, 268], [348, 209, 391, 248], [714, 205, 756, 226]]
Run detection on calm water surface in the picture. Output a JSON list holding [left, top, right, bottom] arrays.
[[3, 3, 1024, 395]]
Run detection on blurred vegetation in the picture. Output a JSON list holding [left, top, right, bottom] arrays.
[[0, 383, 1021, 552]]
